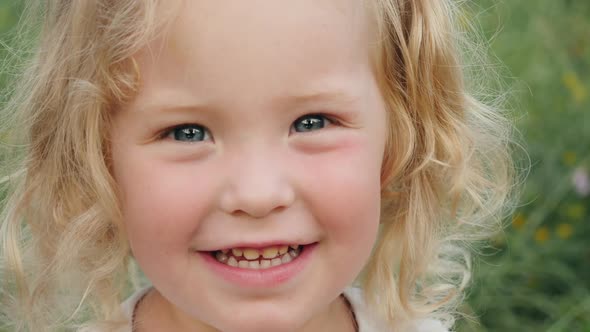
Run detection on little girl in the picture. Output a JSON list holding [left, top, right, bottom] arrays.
[[0, 0, 515, 331]]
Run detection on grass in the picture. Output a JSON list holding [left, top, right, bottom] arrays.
[[456, 0, 590, 331]]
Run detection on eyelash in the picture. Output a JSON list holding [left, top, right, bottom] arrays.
[[159, 113, 340, 142]]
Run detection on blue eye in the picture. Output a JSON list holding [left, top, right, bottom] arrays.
[[165, 124, 210, 142], [293, 114, 330, 133]]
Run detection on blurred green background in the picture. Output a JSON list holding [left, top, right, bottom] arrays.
[[0, 0, 588, 331]]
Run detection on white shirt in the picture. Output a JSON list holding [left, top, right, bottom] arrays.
[[343, 287, 449, 332], [84, 286, 448, 332]]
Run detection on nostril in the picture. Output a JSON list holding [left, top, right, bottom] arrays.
[[219, 178, 295, 219]]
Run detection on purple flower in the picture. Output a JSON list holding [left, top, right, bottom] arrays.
[[572, 167, 590, 197]]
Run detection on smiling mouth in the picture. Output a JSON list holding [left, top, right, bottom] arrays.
[[210, 245, 304, 270]]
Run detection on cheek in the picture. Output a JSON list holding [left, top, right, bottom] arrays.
[[114, 155, 219, 255], [301, 137, 383, 243]]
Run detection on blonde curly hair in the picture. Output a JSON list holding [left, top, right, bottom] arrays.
[[0, 0, 516, 330]]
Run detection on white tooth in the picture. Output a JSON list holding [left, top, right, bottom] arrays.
[[232, 248, 243, 257], [238, 260, 249, 268], [289, 249, 299, 258], [290, 245, 300, 250], [248, 260, 260, 269], [227, 256, 238, 267], [281, 254, 292, 264], [243, 248, 260, 260], [215, 251, 228, 263], [260, 259, 271, 269], [262, 247, 279, 259], [278, 246, 288, 255], [271, 258, 282, 267]]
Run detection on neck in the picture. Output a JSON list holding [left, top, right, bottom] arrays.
[[133, 288, 358, 332]]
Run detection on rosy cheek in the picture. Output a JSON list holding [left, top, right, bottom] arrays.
[[298, 140, 382, 231], [118, 158, 218, 249]]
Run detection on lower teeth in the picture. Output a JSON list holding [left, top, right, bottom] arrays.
[[213, 247, 302, 269]]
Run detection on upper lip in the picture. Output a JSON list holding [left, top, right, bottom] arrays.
[[202, 241, 316, 252]]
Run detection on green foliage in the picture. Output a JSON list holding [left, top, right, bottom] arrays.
[[457, 0, 590, 331], [0, 0, 588, 331]]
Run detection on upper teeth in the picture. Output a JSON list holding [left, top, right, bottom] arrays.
[[214, 245, 302, 269], [227, 245, 298, 260]]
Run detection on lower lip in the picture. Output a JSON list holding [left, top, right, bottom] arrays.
[[198, 243, 317, 288]]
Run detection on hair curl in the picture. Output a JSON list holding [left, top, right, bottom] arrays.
[[0, 0, 517, 330]]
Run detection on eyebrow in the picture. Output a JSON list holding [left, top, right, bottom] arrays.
[[279, 90, 362, 106], [135, 89, 361, 114]]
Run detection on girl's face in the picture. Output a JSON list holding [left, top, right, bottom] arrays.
[[111, 0, 387, 331]]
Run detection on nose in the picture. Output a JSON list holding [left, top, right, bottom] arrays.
[[219, 148, 295, 219]]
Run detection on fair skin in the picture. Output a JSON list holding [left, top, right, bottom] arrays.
[[110, 0, 387, 331]]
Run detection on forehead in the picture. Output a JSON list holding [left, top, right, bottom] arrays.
[[131, 0, 375, 108]]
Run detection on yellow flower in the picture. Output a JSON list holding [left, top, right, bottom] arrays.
[[565, 203, 586, 220], [562, 71, 587, 103], [512, 213, 526, 230], [562, 151, 577, 166], [556, 223, 573, 239], [534, 227, 550, 244]]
